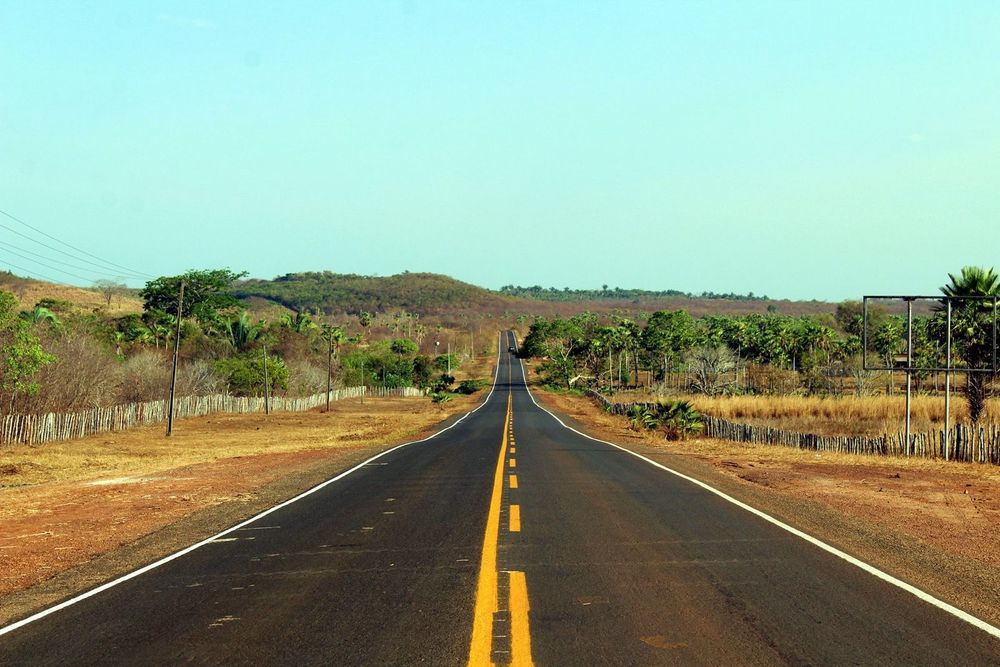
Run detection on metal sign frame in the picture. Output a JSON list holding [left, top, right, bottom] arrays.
[[862, 295, 998, 373], [862, 294, 998, 461]]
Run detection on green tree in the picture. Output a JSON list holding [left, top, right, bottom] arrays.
[[642, 310, 697, 379], [280, 310, 316, 335], [521, 317, 585, 388], [0, 291, 55, 412], [214, 353, 289, 397], [226, 312, 264, 352], [141, 269, 247, 330], [390, 338, 419, 357], [938, 266, 1000, 422], [359, 311, 373, 336]]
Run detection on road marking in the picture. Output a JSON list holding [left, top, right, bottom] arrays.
[[510, 447, 516, 454], [513, 347, 1000, 642], [509, 505, 521, 532], [509, 458, 516, 468], [467, 393, 512, 666], [0, 333, 508, 639], [509, 571, 533, 666], [509, 474, 518, 489]]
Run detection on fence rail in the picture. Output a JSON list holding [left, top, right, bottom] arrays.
[[586, 391, 1000, 465], [0, 386, 425, 447]]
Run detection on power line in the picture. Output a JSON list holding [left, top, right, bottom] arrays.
[[0, 207, 153, 279], [0, 246, 103, 283], [0, 218, 147, 280], [0, 260, 77, 287], [0, 240, 128, 281]]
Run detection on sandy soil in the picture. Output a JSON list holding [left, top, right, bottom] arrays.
[[530, 381, 1000, 628], [0, 392, 481, 625]]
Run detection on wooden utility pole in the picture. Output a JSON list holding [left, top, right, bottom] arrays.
[[326, 331, 333, 412], [166, 281, 185, 437], [263, 343, 270, 415]]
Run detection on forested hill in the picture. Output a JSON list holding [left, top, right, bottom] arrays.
[[498, 285, 767, 302], [234, 271, 831, 319], [234, 271, 512, 315]]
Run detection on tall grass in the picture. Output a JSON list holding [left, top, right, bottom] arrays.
[[682, 394, 1000, 436]]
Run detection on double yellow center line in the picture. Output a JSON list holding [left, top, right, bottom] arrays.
[[467, 392, 534, 666]]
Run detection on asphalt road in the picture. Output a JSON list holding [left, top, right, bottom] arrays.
[[2, 331, 999, 665]]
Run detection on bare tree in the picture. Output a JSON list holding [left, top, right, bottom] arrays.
[[94, 279, 126, 308], [685, 346, 738, 396]]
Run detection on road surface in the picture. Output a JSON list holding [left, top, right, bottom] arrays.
[[2, 332, 999, 665]]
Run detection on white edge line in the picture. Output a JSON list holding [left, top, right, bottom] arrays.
[[0, 332, 507, 638], [511, 336, 1000, 641]]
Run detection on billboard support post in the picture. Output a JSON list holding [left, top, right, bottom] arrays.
[[905, 298, 914, 456], [945, 300, 952, 461], [864, 295, 998, 460]]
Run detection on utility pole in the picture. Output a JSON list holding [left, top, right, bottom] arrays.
[[263, 343, 270, 415], [326, 330, 333, 412], [166, 281, 185, 436]]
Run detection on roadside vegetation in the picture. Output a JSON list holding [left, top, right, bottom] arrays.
[[520, 266, 1000, 434], [0, 269, 491, 418]]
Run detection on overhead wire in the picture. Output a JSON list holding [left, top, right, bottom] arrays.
[[0, 240, 127, 280], [0, 207, 153, 279], [0, 245, 104, 283], [0, 259, 78, 287]]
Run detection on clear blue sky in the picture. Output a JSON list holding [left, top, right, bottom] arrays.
[[2, 2, 998, 301]]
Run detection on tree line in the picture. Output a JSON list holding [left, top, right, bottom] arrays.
[[499, 284, 768, 302], [0, 268, 475, 417], [519, 267, 1000, 423]]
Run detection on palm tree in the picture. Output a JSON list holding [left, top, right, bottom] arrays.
[[20, 306, 61, 329], [227, 312, 264, 352], [280, 310, 316, 335], [939, 266, 1000, 422]]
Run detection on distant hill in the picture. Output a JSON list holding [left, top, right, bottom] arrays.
[[234, 271, 835, 320], [499, 285, 767, 302], [234, 271, 514, 316], [0, 271, 143, 314], [0, 269, 838, 324]]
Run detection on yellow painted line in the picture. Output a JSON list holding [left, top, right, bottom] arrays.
[[509, 570, 534, 666], [467, 393, 512, 666], [510, 447, 516, 454], [509, 458, 516, 468], [509, 474, 518, 489], [510, 504, 521, 532]]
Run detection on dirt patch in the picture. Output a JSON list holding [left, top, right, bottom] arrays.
[[528, 374, 1000, 629], [0, 391, 483, 625]]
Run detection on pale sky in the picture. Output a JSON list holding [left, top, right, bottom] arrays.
[[1, 2, 998, 300]]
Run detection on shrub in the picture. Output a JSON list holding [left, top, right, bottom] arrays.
[[456, 378, 485, 395], [656, 400, 703, 440], [626, 404, 658, 431], [434, 373, 455, 392], [430, 391, 453, 404]]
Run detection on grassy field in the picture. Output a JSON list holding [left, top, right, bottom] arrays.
[[604, 389, 1000, 436]]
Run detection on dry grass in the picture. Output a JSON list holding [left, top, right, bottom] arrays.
[[0, 275, 143, 313], [607, 390, 1000, 436], [0, 394, 481, 490]]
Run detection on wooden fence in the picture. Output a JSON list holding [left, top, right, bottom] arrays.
[[0, 386, 425, 447], [586, 391, 1000, 465]]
